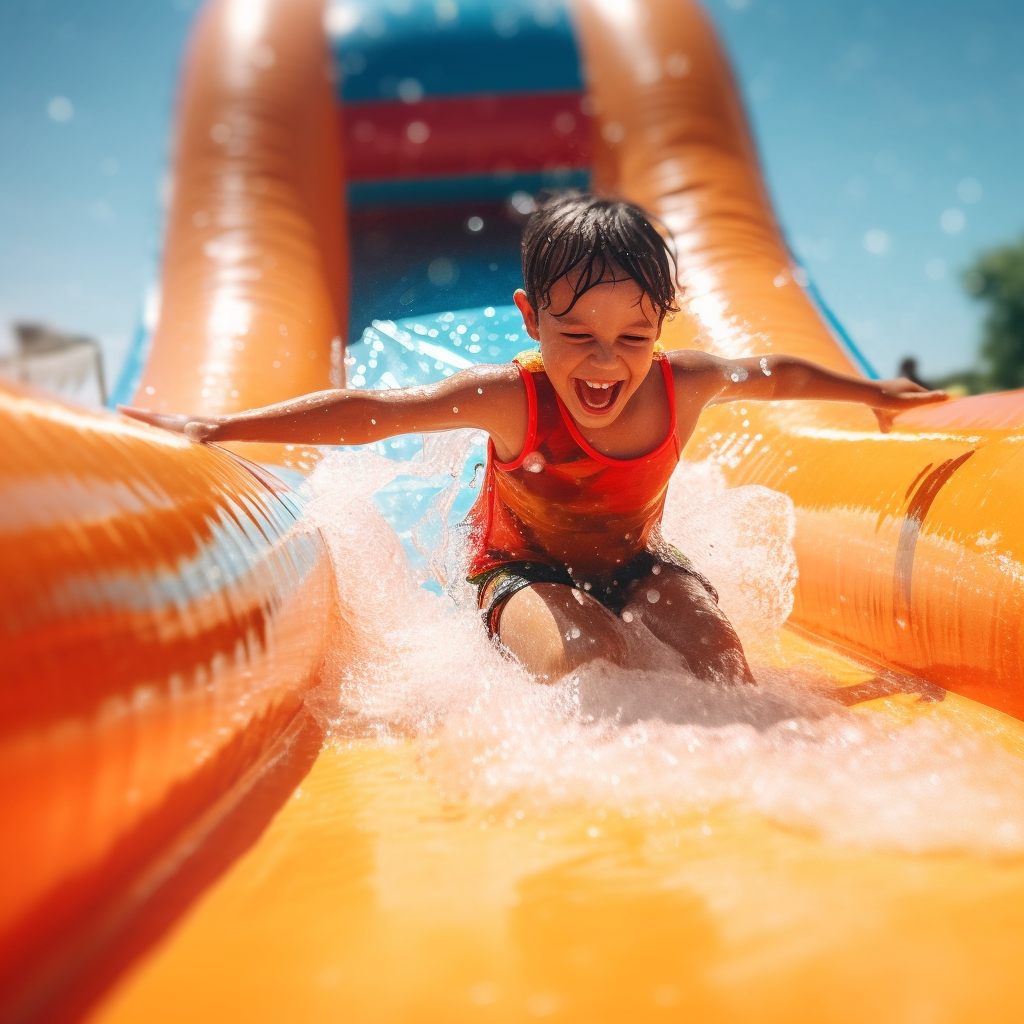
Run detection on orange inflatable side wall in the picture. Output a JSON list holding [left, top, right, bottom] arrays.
[[136, 0, 347, 418], [0, 0, 346, 1018], [571, 0, 1024, 716], [0, 384, 337, 1024]]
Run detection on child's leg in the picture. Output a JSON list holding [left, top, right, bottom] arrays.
[[621, 567, 755, 684], [497, 582, 655, 682]]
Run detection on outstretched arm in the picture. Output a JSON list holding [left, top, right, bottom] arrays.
[[120, 364, 528, 457], [674, 352, 947, 432]]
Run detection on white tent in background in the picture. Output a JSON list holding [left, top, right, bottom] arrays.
[[0, 322, 106, 407]]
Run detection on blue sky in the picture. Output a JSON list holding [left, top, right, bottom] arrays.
[[1, 0, 1022, 384]]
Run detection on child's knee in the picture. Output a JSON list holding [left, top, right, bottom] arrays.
[[498, 583, 629, 679], [626, 570, 716, 624]]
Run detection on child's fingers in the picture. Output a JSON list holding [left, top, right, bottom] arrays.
[[883, 389, 949, 407], [873, 389, 950, 430], [117, 405, 192, 432], [116, 404, 153, 422], [873, 408, 895, 433]]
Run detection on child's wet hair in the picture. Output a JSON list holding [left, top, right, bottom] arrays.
[[521, 192, 680, 321]]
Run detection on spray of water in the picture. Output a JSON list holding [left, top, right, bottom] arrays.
[[300, 435, 1023, 859]]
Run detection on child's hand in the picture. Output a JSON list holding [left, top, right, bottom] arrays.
[[869, 378, 948, 433], [118, 405, 222, 441]]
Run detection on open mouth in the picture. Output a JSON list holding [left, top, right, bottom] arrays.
[[573, 377, 625, 415]]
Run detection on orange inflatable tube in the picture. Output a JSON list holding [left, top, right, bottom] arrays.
[[1, 1, 344, 1018], [1, 0, 1021, 1021]]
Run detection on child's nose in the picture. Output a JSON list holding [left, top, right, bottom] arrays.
[[590, 341, 619, 368]]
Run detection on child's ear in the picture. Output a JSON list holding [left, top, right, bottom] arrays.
[[513, 289, 541, 341]]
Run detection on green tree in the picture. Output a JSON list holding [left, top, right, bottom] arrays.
[[964, 235, 1024, 391]]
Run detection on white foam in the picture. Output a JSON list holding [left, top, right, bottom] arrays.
[[302, 441, 1024, 857]]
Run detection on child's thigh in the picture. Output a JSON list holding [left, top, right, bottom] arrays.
[[497, 582, 625, 680], [626, 567, 729, 637]]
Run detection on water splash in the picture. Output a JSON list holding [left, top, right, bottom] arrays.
[[301, 439, 1024, 858]]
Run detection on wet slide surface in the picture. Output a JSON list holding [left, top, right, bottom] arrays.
[[92, 633, 1024, 1024]]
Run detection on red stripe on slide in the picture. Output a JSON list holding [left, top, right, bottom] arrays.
[[341, 92, 593, 182]]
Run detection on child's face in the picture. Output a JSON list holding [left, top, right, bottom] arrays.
[[514, 272, 662, 428]]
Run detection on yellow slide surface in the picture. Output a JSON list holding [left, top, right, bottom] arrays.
[[93, 632, 1024, 1024]]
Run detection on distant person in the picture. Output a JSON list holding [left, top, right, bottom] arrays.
[[898, 357, 928, 389], [122, 193, 948, 686]]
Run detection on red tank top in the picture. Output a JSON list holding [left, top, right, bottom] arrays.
[[464, 353, 681, 580]]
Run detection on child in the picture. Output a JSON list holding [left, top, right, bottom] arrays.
[[122, 193, 947, 685]]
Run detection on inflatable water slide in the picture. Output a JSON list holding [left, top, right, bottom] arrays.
[[2, 1, 1022, 1021]]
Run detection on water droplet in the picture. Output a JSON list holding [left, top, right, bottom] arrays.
[[957, 177, 983, 204], [397, 77, 423, 104], [509, 191, 535, 215], [940, 208, 965, 235], [406, 120, 430, 144], [553, 111, 576, 135], [427, 257, 456, 286], [666, 52, 691, 78], [602, 121, 625, 144], [468, 982, 498, 1006], [863, 228, 890, 255], [47, 96, 74, 123], [759, 356, 771, 376], [646, 589, 660, 603]]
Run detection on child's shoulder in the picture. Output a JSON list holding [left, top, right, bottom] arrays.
[[663, 348, 739, 402], [664, 347, 729, 376], [448, 360, 530, 401]]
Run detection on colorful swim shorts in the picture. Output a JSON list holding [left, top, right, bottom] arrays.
[[469, 547, 719, 639]]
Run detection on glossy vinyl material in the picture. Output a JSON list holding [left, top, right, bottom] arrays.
[[328, 0, 585, 101], [571, 0, 1023, 715], [340, 92, 592, 184], [0, 382, 337, 1023], [331, 0, 591, 207], [91, 637, 1024, 1024], [135, 0, 347, 419], [2, 4, 347, 1016]]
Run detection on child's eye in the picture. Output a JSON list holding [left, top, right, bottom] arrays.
[[621, 335, 652, 343], [562, 332, 592, 341]]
